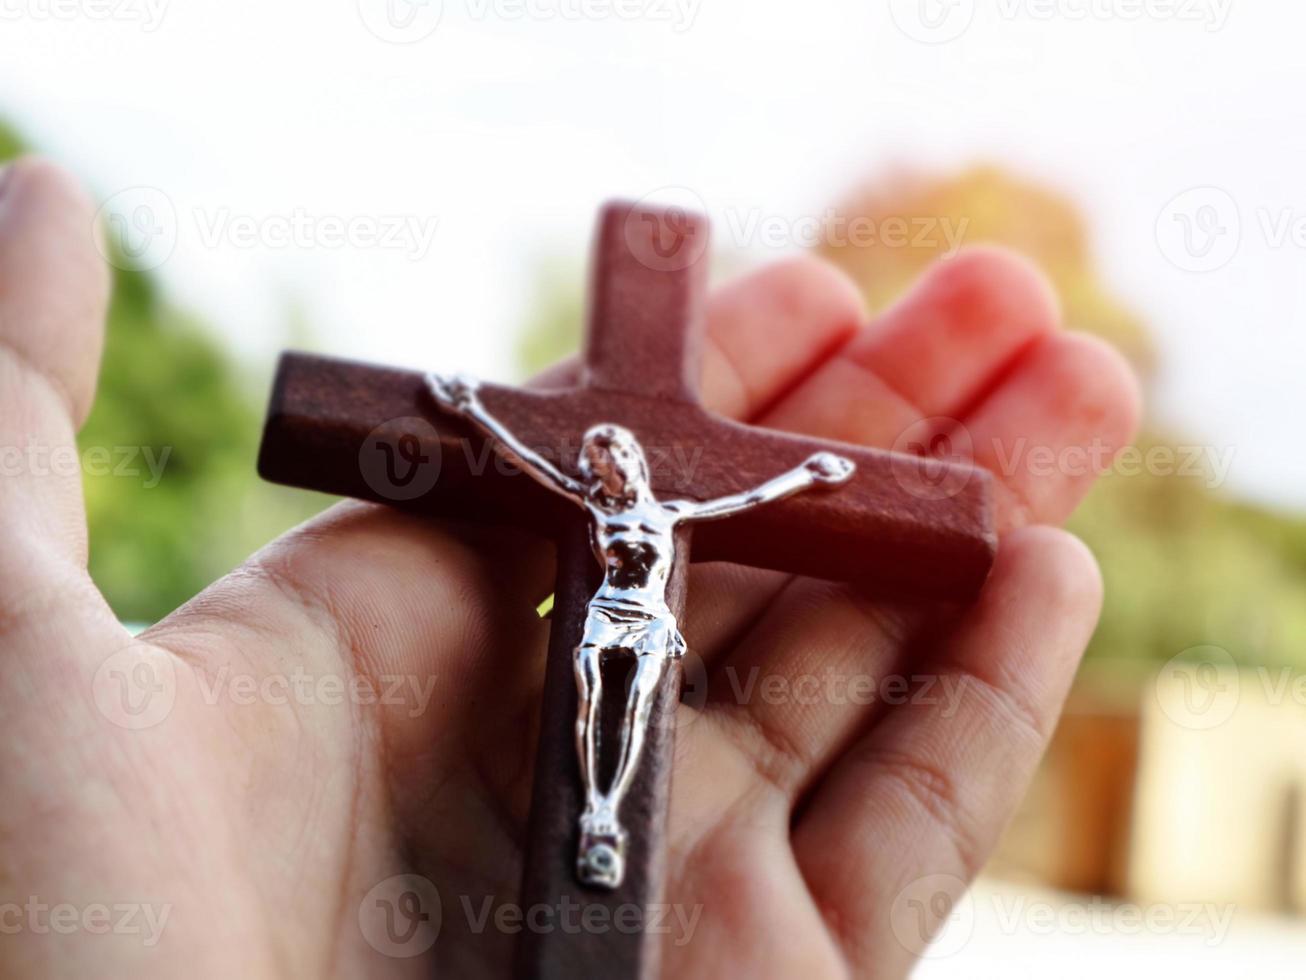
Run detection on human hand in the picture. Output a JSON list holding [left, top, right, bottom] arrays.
[[0, 158, 1138, 978]]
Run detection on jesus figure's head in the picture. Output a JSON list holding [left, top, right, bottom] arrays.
[[579, 423, 650, 502]]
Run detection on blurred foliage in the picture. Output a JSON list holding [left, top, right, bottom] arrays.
[[1, 125, 322, 623], [518, 259, 588, 378], [517, 166, 1306, 668]]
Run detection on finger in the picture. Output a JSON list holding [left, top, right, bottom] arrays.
[[844, 247, 1059, 418], [0, 158, 111, 593], [956, 331, 1142, 529], [684, 257, 867, 654], [699, 255, 863, 419], [791, 527, 1101, 976], [760, 248, 1059, 445], [702, 249, 1074, 785]]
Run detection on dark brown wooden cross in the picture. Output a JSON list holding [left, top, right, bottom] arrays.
[[257, 202, 996, 979]]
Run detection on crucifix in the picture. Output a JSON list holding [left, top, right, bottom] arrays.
[[257, 202, 996, 979]]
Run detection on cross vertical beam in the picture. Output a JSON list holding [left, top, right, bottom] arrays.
[[515, 203, 711, 979]]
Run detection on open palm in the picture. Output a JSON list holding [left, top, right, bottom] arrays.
[[0, 159, 1138, 978]]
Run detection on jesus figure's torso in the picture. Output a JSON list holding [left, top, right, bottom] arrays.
[[583, 499, 681, 614]]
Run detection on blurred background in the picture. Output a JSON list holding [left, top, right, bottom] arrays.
[[3, 1, 1305, 974]]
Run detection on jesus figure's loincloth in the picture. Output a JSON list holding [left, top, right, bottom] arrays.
[[579, 594, 687, 660]]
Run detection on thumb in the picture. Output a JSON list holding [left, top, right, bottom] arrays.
[[0, 158, 110, 595]]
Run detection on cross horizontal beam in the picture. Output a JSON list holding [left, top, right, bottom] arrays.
[[259, 352, 997, 600]]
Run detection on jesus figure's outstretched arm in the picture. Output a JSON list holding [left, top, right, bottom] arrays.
[[678, 451, 855, 523], [427, 372, 587, 504]]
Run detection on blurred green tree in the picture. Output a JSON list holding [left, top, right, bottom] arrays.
[[1, 125, 323, 623]]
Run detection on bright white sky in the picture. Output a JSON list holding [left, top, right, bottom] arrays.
[[2, 0, 1303, 510]]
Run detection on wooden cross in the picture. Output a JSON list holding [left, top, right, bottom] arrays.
[[257, 202, 996, 979]]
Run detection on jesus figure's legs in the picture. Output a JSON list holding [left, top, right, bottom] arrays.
[[573, 642, 603, 816], [605, 652, 669, 817], [573, 641, 672, 889], [574, 641, 632, 888]]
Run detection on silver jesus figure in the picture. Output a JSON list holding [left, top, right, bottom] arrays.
[[428, 374, 855, 889]]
